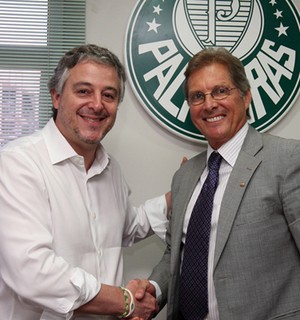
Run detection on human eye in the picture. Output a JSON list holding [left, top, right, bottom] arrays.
[[75, 87, 91, 96], [189, 91, 204, 105], [102, 90, 118, 102], [213, 86, 229, 98], [78, 89, 89, 94]]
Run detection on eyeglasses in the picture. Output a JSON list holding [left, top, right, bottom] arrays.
[[188, 86, 237, 106]]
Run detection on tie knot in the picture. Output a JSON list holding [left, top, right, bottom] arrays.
[[208, 152, 222, 172]]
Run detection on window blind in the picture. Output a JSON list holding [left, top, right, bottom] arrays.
[[0, 0, 86, 146]]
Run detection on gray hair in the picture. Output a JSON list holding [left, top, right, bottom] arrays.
[[48, 44, 126, 118], [184, 47, 251, 98]]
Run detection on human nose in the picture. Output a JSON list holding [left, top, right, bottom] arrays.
[[202, 93, 216, 110], [91, 93, 104, 110]]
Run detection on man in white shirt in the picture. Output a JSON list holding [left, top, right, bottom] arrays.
[[0, 44, 169, 320], [139, 47, 300, 320]]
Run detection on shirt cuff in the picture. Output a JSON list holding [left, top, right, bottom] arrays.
[[144, 195, 168, 241], [70, 267, 101, 310], [40, 310, 74, 320], [149, 280, 162, 303]]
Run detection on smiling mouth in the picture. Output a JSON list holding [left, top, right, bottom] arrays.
[[80, 115, 108, 122], [206, 115, 224, 122]]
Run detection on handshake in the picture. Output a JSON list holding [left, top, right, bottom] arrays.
[[76, 278, 159, 320], [122, 279, 159, 320]]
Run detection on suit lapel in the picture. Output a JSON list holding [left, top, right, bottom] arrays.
[[171, 152, 207, 267], [213, 127, 263, 270]]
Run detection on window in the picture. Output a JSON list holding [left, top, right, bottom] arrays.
[[0, 0, 86, 146]]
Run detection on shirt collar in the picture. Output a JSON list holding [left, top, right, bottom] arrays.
[[42, 118, 77, 164], [207, 122, 249, 167], [42, 118, 110, 173]]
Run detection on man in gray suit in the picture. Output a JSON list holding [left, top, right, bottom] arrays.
[[138, 47, 300, 319]]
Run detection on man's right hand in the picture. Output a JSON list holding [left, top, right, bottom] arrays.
[[126, 279, 158, 320]]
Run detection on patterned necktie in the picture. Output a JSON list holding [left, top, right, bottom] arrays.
[[179, 151, 223, 320]]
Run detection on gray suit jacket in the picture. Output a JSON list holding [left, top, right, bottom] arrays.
[[150, 126, 300, 320]]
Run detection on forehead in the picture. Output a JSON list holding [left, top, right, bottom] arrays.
[[188, 63, 232, 89], [67, 61, 119, 84]]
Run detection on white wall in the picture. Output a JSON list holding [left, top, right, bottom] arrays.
[[86, 1, 300, 319]]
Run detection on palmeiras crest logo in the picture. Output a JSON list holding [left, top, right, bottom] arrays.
[[125, 0, 300, 143]]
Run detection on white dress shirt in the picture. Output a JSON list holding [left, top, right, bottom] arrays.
[[0, 119, 168, 320], [181, 123, 249, 320]]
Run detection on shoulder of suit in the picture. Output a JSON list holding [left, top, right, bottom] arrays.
[[173, 152, 206, 179], [261, 132, 300, 156]]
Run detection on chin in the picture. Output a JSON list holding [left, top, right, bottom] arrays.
[[79, 134, 102, 145], [80, 130, 107, 144]]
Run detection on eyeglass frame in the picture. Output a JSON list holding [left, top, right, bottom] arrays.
[[187, 86, 238, 106]]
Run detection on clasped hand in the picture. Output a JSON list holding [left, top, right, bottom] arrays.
[[125, 279, 158, 320]]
